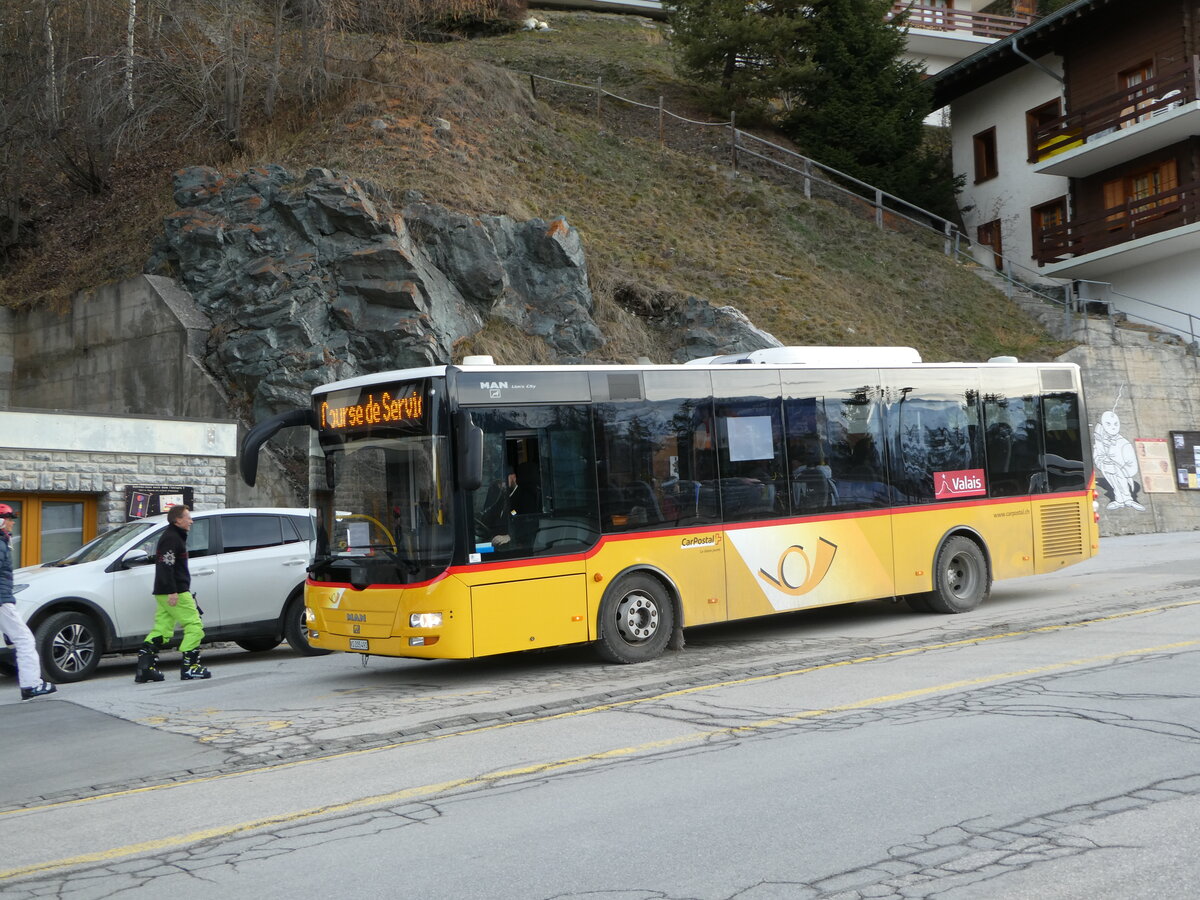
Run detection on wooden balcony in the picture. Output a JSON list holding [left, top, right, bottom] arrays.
[[1032, 57, 1200, 163], [888, 3, 1034, 40], [1034, 179, 1199, 265]]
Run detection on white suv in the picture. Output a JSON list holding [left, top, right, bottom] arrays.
[[0, 508, 325, 682]]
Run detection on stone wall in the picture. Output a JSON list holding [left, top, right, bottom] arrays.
[[0, 448, 229, 528]]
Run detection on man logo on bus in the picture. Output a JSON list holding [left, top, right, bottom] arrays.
[[758, 538, 838, 596]]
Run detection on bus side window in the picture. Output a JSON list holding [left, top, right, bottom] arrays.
[[595, 372, 719, 531], [886, 372, 983, 505], [467, 406, 600, 557], [714, 373, 788, 523], [1041, 393, 1086, 491]]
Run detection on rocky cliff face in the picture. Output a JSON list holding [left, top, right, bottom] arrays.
[[147, 165, 779, 423]]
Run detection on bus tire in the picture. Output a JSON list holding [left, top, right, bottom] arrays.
[[927, 536, 990, 614], [596, 573, 674, 664]]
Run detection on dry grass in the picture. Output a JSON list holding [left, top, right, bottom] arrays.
[[0, 10, 1071, 364]]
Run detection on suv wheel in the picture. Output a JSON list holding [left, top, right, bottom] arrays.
[[35, 611, 103, 682]]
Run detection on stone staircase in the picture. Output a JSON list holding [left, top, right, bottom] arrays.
[[965, 264, 1198, 355]]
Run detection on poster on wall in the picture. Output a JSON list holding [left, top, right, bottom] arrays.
[[1168, 432, 1200, 490], [125, 486, 195, 521], [1134, 438, 1175, 493]]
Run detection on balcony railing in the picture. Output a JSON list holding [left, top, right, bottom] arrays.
[[1033, 56, 1200, 161], [888, 3, 1034, 40], [1034, 178, 1199, 265]]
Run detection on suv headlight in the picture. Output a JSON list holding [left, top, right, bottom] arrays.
[[12, 584, 28, 594]]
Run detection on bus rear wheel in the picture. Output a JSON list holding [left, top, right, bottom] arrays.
[[927, 536, 990, 614], [596, 573, 674, 664]]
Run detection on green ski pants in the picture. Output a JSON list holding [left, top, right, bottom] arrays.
[[145, 591, 205, 652]]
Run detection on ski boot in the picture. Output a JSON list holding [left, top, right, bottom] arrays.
[[133, 640, 165, 683], [180, 649, 212, 680]]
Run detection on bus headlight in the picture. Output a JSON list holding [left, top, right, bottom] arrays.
[[305, 607, 316, 623], [409, 612, 442, 629]]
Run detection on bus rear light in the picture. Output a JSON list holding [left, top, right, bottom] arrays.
[[410, 612, 443, 628], [409, 636, 440, 646]]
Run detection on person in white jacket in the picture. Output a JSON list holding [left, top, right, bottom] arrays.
[[0, 503, 58, 701]]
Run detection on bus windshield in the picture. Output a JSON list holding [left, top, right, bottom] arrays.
[[309, 378, 453, 586]]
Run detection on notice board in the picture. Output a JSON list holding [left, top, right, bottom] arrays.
[[1168, 431, 1200, 490]]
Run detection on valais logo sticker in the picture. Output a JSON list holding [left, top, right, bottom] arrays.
[[934, 468, 987, 500]]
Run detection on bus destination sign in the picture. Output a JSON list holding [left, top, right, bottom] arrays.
[[317, 381, 428, 435]]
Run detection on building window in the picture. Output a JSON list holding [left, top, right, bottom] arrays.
[[977, 219, 1003, 270], [1103, 160, 1179, 230], [973, 127, 998, 183], [2, 494, 99, 567], [1031, 197, 1067, 257], [1027, 99, 1066, 162], [1119, 61, 1155, 128]]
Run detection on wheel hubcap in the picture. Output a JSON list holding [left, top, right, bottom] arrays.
[[616, 592, 659, 643], [947, 553, 978, 599], [52, 624, 95, 674]]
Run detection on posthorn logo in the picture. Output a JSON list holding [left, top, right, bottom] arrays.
[[757, 538, 838, 597]]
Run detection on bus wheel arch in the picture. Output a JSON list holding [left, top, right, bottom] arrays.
[[926, 530, 992, 614], [595, 567, 679, 664]]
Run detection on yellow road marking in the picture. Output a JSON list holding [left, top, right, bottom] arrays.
[[7, 597, 1200, 825], [4, 637, 1197, 882]]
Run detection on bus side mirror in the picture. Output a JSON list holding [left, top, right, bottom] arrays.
[[456, 411, 483, 492]]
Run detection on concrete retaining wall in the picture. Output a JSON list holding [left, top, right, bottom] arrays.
[[1061, 317, 1200, 536], [0, 276, 301, 509]]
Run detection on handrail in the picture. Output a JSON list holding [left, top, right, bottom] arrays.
[[1032, 55, 1198, 157], [1036, 179, 1197, 264], [888, 3, 1034, 39], [514, 66, 1200, 346], [1072, 279, 1199, 347]]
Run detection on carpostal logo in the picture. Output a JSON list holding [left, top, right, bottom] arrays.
[[757, 538, 838, 597], [681, 534, 721, 549], [934, 468, 987, 500]]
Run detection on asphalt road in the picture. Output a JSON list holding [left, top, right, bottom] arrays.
[[3, 530, 1200, 898]]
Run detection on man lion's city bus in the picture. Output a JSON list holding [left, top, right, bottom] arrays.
[[240, 346, 1099, 665]]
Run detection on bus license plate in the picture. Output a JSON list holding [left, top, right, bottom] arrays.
[[349, 639, 369, 650]]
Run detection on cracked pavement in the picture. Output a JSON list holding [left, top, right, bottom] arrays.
[[3, 531, 1200, 897]]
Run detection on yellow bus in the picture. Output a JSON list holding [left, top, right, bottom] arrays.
[[241, 347, 1099, 664]]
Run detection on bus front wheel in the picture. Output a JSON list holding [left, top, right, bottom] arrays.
[[927, 536, 990, 614], [596, 573, 674, 664]]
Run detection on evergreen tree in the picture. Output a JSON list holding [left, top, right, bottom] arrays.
[[779, 0, 954, 213], [667, 1, 814, 116]]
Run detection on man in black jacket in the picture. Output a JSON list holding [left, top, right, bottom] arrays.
[[134, 505, 212, 682]]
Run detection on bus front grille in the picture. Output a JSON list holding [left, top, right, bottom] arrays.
[[1039, 502, 1084, 558]]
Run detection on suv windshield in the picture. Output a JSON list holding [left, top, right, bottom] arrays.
[[47, 520, 159, 566]]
